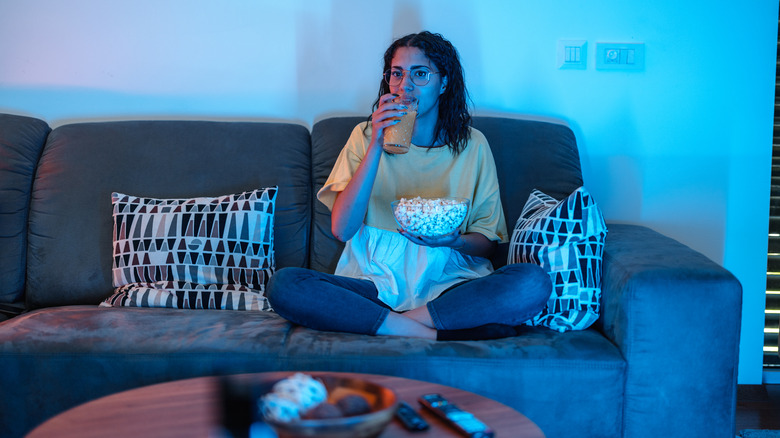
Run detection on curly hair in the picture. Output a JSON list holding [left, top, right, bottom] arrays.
[[369, 31, 472, 154]]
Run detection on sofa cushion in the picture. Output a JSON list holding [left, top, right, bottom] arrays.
[[471, 117, 583, 269], [26, 121, 311, 309], [508, 187, 607, 332], [310, 117, 359, 273], [0, 305, 294, 436], [282, 324, 625, 438], [0, 114, 50, 315], [309, 116, 585, 272], [0, 306, 625, 438]]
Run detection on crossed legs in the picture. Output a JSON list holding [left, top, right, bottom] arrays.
[[266, 264, 550, 339]]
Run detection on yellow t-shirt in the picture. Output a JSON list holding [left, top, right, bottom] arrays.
[[316, 122, 508, 311], [319, 122, 508, 242]]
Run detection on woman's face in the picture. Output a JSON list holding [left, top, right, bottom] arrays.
[[388, 46, 447, 122]]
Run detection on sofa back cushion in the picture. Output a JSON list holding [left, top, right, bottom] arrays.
[[309, 116, 583, 272], [0, 114, 51, 315], [26, 120, 311, 309], [309, 117, 360, 273], [472, 117, 584, 268]]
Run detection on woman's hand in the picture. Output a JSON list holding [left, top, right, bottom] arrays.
[[398, 228, 461, 248], [398, 230, 498, 258]]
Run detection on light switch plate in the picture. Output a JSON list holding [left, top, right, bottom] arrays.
[[596, 42, 645, 70], [558, 40, 587, 70]]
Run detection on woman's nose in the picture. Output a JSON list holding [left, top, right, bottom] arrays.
[[400, 72, 415, 90]]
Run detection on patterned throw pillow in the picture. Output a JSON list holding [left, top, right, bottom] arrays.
[[102, 281, 272, 311], [508, 186, 607, 332], [102, 187, 277, 311]]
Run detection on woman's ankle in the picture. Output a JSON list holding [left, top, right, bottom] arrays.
[[403, 306, 435, 328], [376, 313, 436, 339]]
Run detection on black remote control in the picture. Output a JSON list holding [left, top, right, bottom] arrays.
[[395, 400, 429, 431], [418, 393, 494, 438]]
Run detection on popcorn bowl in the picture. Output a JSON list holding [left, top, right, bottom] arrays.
[[391, 197, 470, 238]]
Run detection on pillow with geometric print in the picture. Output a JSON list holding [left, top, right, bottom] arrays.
[[101, 187, 277, 311], [508, 186, 607, 332]]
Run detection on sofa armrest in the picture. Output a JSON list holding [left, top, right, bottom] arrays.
[[598, 223, 742, 438]]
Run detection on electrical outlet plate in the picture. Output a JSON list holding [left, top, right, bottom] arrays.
[[596, 42, 645, 70], [557, 40, 587, 70]]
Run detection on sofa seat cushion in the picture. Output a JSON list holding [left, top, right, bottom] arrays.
[[282, 325, 626, 438], [0, 305, 296, 437], [0, 306, 292, 354], [0, 306, 625, 438]]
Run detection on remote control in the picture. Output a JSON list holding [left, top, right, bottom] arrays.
[[418, 393, 494, 438], [395, 400, 429, 431]]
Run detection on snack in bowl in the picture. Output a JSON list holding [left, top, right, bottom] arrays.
[[261, 373, 328, 422], [258, 373, 398, 438], [392, 196, 470, 238]]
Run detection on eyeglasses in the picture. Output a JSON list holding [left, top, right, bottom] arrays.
[[383, 67, 440, 86]]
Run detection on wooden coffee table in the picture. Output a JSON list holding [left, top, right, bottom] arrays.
[[27, 371, 544, 437]]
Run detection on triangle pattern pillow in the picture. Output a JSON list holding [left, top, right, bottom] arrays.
[[102, 281, 272, 311], [508, 186, 607, 332], [101, 187, 277, 311]]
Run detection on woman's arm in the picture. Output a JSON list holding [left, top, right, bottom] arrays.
[[399, 230, 497, 258], [451, 232, 497, 258], [331, 93, 406, 242], [330, 144, 382, 242]]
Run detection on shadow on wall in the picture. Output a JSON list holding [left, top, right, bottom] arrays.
[[291, 0, 484, 123], [591, 154, 643, 224], [391, 1, 424, 38], [582, 97, 728, 263], [292, 3, 399, 124], [580, 98, 643, 225]]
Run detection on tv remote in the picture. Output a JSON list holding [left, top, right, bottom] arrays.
[[418, 393, 494, 438], [394, 400, 429, 431]]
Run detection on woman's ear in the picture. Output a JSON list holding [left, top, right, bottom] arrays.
[[440, 76, 448, 94]]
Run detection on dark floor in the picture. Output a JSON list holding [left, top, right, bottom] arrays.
[[736, 384, 780, 431]]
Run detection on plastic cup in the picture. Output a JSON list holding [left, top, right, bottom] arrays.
[[383, 96, 417, 154]]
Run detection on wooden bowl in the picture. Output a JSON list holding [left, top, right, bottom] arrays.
[[259, 374, 399, 438]]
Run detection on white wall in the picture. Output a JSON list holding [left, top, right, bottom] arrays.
[[0, 0, 776, 383]]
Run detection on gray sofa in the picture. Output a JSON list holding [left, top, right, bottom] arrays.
[[0, 112, 742, 438]]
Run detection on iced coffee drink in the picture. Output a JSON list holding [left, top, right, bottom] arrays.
[[383, 95, 417, 154]]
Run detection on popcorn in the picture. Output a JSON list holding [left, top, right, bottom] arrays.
[[393, 197, 469, 237]]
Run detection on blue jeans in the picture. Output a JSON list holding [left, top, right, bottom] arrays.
[[266, 263, 551, 335]]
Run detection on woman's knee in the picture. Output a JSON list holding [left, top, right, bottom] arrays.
[[266, 267, 310, 307], [500, 263, 552, 302]]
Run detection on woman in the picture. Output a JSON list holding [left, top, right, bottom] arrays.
[[267, 31, 550, 340]]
